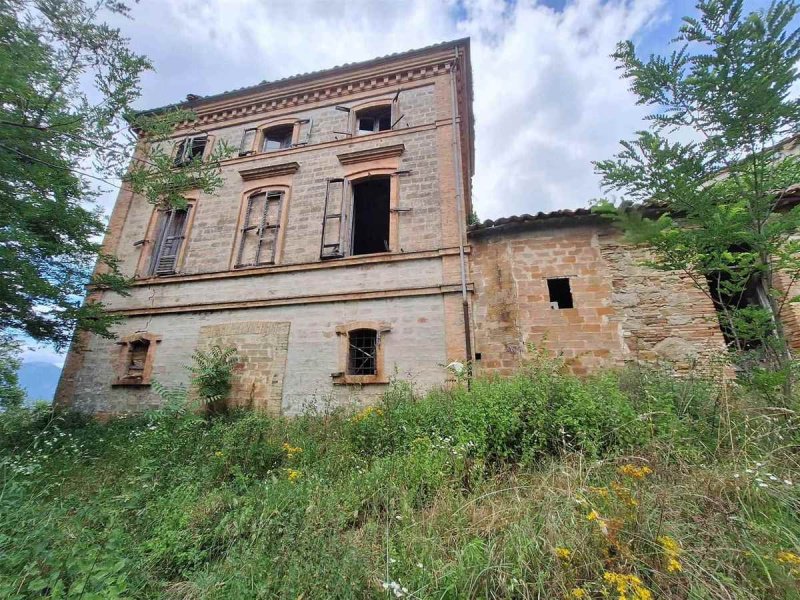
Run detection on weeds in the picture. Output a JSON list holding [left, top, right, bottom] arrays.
[[0, 359, 798, 598]]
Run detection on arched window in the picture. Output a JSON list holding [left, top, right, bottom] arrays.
[[348, 329, 378, 375]]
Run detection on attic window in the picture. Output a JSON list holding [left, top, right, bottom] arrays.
[[262, 125, 294, 151], [547, 278, 574, 309], [348, 329, 378, 376], [173, 135, 207, 167], [356, 105, 391, 134]]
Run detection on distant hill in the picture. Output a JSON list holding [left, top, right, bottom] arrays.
[[18, 362, 61, 405]]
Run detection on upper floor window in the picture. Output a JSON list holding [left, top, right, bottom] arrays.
[[235, 190, 285, 268], [320, 175, 392, 259], [355, 105, 392, 134], [262, 125, 294, 151], [149, 207, 189, 276], [173, 135, 207, 167]]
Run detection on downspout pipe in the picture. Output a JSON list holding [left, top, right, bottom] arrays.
[[449, 50, 473, 367]]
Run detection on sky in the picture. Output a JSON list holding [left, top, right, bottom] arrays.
[[20, 0, 777, 367]]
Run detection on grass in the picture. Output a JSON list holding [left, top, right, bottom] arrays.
[[1, 356, 799, 599]]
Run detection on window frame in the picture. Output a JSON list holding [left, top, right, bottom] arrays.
[[230, 185, 291, 270], [137, 198, 197, 279], [333, 321, 391, 385], [173, 134, 209, 167], [350, 95, 401, 136], [112, 333, 161, 387]]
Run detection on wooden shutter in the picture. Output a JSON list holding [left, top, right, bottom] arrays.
[[298, 119, 313, 145], [391, 90, 404, 129], [173, 138, 187, 167], [149, 208, 189, 275], [235, 192, 284, 267], [239, 128, 256, 156], [320, 178, 348, 259]]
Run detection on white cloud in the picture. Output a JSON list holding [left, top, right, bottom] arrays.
[[21, 344, 65, 368], [117, 0, 666, 220]]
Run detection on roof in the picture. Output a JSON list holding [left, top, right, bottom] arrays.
[[468, 208, 598, 234], [137, 38, 471, 116]]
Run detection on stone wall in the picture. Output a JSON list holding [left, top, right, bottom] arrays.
[[470, 221, 729, 375]]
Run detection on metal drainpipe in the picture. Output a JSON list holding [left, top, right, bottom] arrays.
[[449, 50, 473, 367]]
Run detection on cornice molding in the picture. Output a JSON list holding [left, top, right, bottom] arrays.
[[239, 162, 300, 181], [337, 144, 405, 165], [175, 58, 453, 131]]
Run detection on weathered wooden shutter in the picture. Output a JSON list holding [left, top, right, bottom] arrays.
[[173, 138, 188, 167], [239, 128, 256, 156], [149, 208, 189, 275], [320, 178, 348, 259], [391, 90, 404, 129], [235, 192, 284, 267], [298, 119, 313, 145]]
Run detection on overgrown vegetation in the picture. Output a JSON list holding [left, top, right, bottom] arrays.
[[1, 352, 798, 598]]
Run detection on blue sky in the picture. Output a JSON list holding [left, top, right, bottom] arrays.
[[21, 0, 779, 368]]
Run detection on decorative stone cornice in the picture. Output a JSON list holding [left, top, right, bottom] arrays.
[[238, 162, 300, 181], [337, 144, 405, 165]]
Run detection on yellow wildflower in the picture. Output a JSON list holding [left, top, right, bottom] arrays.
[[351, 405, 384, 422], [777, 550, 800, 577], [570, 588, 588, 599], [214, 451, 224, 458], [617, 464, 653, 479], [282, 442, 303, 459], [603, 572, 652, 600], [658, 535, 683, 573], [589, 486, 609, 497], [554, 547, 572, 561], [587, 510, 600, 521], [287, 468, 302, 482]]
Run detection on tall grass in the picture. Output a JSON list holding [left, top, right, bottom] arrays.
[[1, 358, 799, 598]]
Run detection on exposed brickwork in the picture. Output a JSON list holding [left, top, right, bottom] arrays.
[[197, 321, 290, 414], [471, 223, 729, 376]]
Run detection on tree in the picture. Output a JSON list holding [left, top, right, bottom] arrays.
[[594, 0, 800, 378], [0, 336, 25, 410], [0, 0, 230, 350]]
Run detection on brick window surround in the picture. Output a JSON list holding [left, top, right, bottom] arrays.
[[112, 332, 161, 386], [332, 321, 392, 385]]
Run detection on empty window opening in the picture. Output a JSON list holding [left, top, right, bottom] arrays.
[[351, 178, 390, 256], [547, 278, 574, 309], [262, 125, 294, 151], [126, 339, 149, 380], [149, 207, 189, 276], [348, 329, 378, 375], [706, 246, 768, 350], [173, 136, 207, 167], [356, 105, 391, 134], [235, 191, 284, 267]]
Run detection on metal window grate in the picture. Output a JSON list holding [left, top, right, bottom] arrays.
[[348, 329, 377, 375]]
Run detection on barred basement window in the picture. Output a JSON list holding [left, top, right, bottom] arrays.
[[113, 333, 161, 386], [126, 339, 149, 379], [173, 135, 207, 167], [348, 329, 377, 375], [149, 207, 189, 276]]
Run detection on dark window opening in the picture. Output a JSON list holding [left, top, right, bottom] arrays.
[[475, 352, 482, 361], [126, 339, 149, 379], [262, 125, 294, 151], [706, 247, 767, 350], [348, 329, 378, 375], [149, 208, 189, 276], [356, 105, 391, 134], [351, 178, 390, 256], [173, 136, 207, 167], [547, 278, 574, 309]]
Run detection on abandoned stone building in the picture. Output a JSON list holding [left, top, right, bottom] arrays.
[[53, 38, 799, 417]]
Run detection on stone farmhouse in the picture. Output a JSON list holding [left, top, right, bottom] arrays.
[[54, 38, 800, 417]]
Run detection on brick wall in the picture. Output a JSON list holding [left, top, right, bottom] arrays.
[[470, 221, 728, 375]]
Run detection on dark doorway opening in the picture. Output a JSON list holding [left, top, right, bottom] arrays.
[[351, 178, 390, 256]]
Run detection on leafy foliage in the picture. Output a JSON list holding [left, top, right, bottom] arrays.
[[0, 1, 232, 349], [594, 0, 800, 377], [188, 345, 238, 414], [0, 336, 25, 409]]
